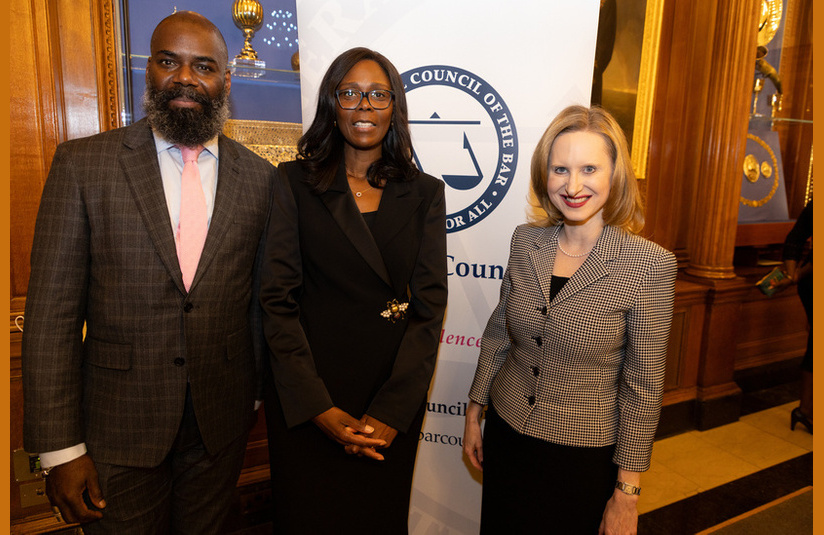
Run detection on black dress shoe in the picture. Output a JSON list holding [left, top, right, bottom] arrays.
[[791, 407, 813, 433]]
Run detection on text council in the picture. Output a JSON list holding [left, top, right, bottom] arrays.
[[447, 255, 504, 280], [406, 68, 483, 95]]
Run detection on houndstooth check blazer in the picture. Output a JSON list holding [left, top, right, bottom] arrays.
[[468, 223, 676, 472]]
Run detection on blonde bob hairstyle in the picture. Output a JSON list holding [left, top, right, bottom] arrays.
[[529, 105, 644, 233]]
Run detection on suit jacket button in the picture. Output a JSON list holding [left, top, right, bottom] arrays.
[[527, 395, 536, 405], [532, 366, 540, 376], [174, 357, 185, 367], [532, 336, 542, 346], [183, 303, 194, 312]]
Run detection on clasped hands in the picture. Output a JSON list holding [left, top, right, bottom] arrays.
[[311, 407, 397, 461]]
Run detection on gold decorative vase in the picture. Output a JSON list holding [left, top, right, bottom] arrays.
[[230, 0, 265, 78]]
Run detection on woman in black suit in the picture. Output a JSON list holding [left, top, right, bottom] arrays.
[[260, 47, 448, 534], [463, 105, 676, 534]]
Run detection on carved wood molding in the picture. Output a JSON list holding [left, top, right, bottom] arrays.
[[11, 0, 123, 329], [222, 119, 302, 165], [631, 0, 664, 181], [94, 0, 122, 131], [10, 0, 61, 323]]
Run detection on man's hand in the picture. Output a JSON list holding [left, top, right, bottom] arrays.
[[45, 454, 105, 524]]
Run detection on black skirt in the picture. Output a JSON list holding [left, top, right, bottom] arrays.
[[480, 404, 618, 534], [798, 275, 813, 372], [263, 375, 425, 535]]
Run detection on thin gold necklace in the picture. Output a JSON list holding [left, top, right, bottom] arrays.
[[346, 173, 373, 198]]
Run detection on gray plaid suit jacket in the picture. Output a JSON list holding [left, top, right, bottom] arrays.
[[22, 119, 276, 468], [469, 223, 676, 472]]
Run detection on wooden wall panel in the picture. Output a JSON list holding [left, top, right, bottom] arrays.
[[663, 280, 707, 400], [734, 287, 808, 370], [10, 0, 119, 325], [9, 0, 61, 322], [49, 0, 104, 141], [9, 0, 119, 527], [10, 333, 54, 524]]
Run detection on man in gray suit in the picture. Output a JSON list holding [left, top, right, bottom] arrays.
[[22, 11, 275, 533]]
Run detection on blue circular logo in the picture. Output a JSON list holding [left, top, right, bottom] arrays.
[[401, 65, 518, 233]]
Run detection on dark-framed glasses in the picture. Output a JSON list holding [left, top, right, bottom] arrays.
[[335, 89, 395, 110]]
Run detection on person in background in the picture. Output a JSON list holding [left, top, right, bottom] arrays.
[[770, 200, 813, 433], [260, 47, 448, 534], [464, 105, 676, 534], [22, 12, 275, 533]]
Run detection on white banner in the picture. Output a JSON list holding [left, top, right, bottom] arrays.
[[295, 1, 599, 532]]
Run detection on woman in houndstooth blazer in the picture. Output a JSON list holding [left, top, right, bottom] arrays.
[[464, 105, 676, 534]]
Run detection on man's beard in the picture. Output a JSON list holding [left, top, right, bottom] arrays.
[[142, 81, 230, 147]]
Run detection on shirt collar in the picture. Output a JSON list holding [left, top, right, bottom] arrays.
[[152, 130, 219, 159]]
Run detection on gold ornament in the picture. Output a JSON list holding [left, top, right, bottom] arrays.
[[229, 0, 266, 78], [740, 134, 780, 208], [757, 0, 782, 47], [760, 161, 773, 178], [380, 299, 409, 323], [232, 0, 264, 60], [743, 154, 760, 183]]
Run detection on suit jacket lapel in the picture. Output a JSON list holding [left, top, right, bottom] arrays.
[[120, 120, 186, 293], [530, 224, 621, 306], [372, 180, 422, 250], [550, 224, 621, 305], [529, 226, 558, 306], [320, 165, 392, 287], [188, 135, 239, 290]]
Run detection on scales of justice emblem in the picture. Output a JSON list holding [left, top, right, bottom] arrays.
[[401, 65, 519, 233]]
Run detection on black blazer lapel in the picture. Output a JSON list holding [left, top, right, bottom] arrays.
[[321, 166, 392, 287], [372, 180, 423, 250], [120, 121, 186, 293]]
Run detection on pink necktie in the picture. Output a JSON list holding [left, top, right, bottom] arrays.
[[176, 145, 207, 291]]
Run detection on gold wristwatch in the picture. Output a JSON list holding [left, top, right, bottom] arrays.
[[615, 481, 641, 496]]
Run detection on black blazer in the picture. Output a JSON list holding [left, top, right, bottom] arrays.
[[261, 160, 448, 432]]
